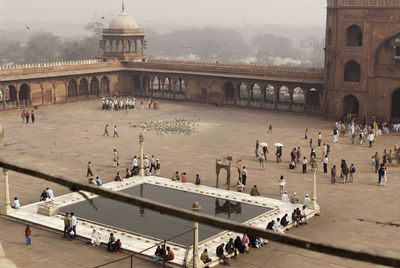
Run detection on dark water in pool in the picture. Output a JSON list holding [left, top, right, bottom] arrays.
[[60, 184, 270, 246]]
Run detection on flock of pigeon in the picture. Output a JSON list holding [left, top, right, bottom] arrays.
[[141, 119, 200, 136]]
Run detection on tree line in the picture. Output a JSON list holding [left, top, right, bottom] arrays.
[[0, 22, 324, 67]]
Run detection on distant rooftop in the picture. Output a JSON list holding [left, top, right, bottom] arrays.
[[327, 0, 400, 7]]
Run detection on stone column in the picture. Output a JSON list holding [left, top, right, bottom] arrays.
[[139, 134, 144, 177], [309, 158, 321, 215], [2, 169, 13, 214], [192, 202, 202, 268]]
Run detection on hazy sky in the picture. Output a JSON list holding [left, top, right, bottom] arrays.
[[0, 0, 326, 30]]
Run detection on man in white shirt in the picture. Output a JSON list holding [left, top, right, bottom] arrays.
[[132, 156, 139, 174], [46, 187, 55, 199], [323, 155, 329, 174], [149, 155, 156, 173], [241, 167, 248, 186], [281, 191, 289, 202], [303, 194, 311, 207], [12, 197, 20, 209], [70, 212, 77, 240], [90, 229, 102, 246]]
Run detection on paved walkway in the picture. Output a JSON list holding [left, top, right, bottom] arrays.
[[0, 99, 399, 267]]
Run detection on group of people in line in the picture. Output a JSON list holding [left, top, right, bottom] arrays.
[[20, 110, 35, 124], [101, 96, 153, 111], [197, 234, 267, 266]]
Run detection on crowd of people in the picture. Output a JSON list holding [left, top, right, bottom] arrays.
[[100, 96, 153, 111]]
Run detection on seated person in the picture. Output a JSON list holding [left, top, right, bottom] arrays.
[[12, 197, 20, 209], [292, 209, 300, 227], [266, 220, 275, 230], [273, 218, 284, 234], [164, 246, 174, 262], [114, 172, 123, 182], [112, 239, 121, 253], [153, 245, 165, 263], [90, 228, 102, 246], [95, 176, 103, 186], [200, 248, 212, 264], [236, 179, 245, 192], [88, 178, 95, 184], [234, 236, 245, 254], [280, 214, 289, 227], [125, 168, 132, 178], [254, 237, 262, 248], [40, 190, 48, 201], [195, 174, 201, 185], [171, 171, 180, 181], [107, 233, 116, 251], [289, 160, 296, 169], [225, 238, 237, 257], [216, 243, 229, 266], [300, 206, 308, 224], [181, 172, 188, 182]]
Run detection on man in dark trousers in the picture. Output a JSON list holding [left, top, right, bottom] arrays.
[[31, 111, 35, 123], [87, 161, 93, 177]]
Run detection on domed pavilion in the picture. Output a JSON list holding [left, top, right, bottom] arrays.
[[102, 0, 146, 61]]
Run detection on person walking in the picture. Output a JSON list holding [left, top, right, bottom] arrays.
[[149, 155, 156, 173], [87, 161, 93, 177], [21, 110, 25, 123], [349, 163, 356, 183], [318, 132, 322, 146], [31, 110, 35, 123], [70, 212, 77, 240], [113, 125, 119, 138], [333, 128, 338, 143], [323, 155, 328, 174], [279, 176, 286, 195], [25, 111, 30, 123], [263, 146, 268, 160], [258, 153, 265, 170], [63, 212, 71, 238], [255, 140, 259, 157], [304, 128, 308, 139], [241, 167, 247, 186], [267, 124, 272, 134], [113, 149, 119, 167], [302, 157, 307, 173], [368, 132, 374, 147], [25, 225, 32, 245], [103, 124, 109, 136], [331, 165, 336, 184]]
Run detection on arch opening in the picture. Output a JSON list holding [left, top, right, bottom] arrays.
[[79, 78, 89, 96], [19, 84, 30, 101], [239, 83, 248, 99], [8, 85, 17, 102], [224, 82, 234, 99], [251, 84, 262, 100], [265, 85, 275, 101], [342, 94, 359, 115], [68, 80, 78, 97], [164, 77, 171, 92], [90, 77, 99, 96], [293, 87, 305, 104], [152, 76, 161, 92], [391, 88, 400, 118], [100, 76, 110, 95], [344, 60, 361, 82], [346, 25, 362, 47], [306, 89, 319, 106], [279, 86, 290, 102]]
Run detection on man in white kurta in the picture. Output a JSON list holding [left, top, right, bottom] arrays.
[[91, 229, 102, 246]]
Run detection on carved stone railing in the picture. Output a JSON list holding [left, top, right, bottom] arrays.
[[147, 58, 323, 73], [0, 59, 114, 71], [327, 0, 400, 7]]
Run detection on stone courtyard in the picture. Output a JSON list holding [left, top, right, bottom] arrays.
[[0, 99, 399, 267]]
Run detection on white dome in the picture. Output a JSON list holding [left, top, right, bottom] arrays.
[[109, 11, 138, 30]]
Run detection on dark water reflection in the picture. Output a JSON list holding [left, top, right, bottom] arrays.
[[60, 184, 270, 246]]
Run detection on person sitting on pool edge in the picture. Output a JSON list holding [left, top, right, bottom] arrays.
[[163, 246, 174, 262]]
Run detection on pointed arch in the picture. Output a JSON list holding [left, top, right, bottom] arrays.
[[79, 78, 89, 96], [90, 77, 99, 96], [224, 81, 234, 99], [152, 76, 161, 91], [100, 76, 110, 95], [342, 94, 359, 115], [131, 40, 137, 53], [265, 85, 275, 101], [344, 60, 361, 82], [117, 40, 123, 53], [239, 83, 248, 99], [111, 40, 117, 53], [279, 86, 290, 102], [346, 24, 362, 47], [19, 84, 30, 101], [251, 84, 262, 100], [68, 79, 78, 97], [293, 87, 305, 104], [164, 77, 171, 92]]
